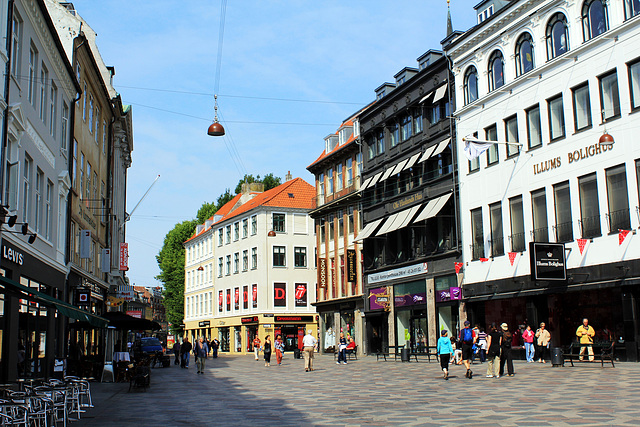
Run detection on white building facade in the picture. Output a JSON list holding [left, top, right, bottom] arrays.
[[447, 0, 640, 358]]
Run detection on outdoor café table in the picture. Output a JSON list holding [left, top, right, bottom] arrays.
[[113, 352, 131, 363]]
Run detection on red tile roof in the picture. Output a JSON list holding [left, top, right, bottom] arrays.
[[184, 178, 315, 243]]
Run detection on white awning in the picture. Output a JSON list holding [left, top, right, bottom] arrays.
[[375, 211, 402, 236], [419, 90, 434, 104], [359, 176, 373, 191], [380, 167, 395, 183], [402, 152, 422, 172], [353, 218, 385, 242], [375, 205, 421, 236], [391, 158, 409, 176], [419, 144, 438, 163], [394, 204, 421, 231], [431, 138, 451, 157], [369, 171, 383, 187], [432, 84, 448, 103], [413, 193, 453, 223]]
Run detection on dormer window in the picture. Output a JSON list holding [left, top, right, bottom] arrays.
[[376, 90, 385, 100], [478, 5, 494, 23]]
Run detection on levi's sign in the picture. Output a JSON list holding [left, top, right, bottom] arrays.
[[529, 242, 566, 281]]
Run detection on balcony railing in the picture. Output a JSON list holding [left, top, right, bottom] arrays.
[[471, 242, 485, 260], [509, 232, 526, 252], [553, 222, 573, 243], [606, 209, 631, 233], [489, 236, 504, 257], [579, 215, 601, 239], [531, 227, 549, 242]]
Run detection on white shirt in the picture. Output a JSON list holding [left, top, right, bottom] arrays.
[[302, 334, 317, 347]]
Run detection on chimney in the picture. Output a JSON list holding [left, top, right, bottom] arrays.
[[285, 171, 293, 181]]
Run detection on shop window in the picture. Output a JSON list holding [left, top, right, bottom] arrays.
[[572, 83, 592, 132], [546, 13, 569, 61], [547, 95, 565, 141], [531, 188, 549, 242], [464, 66, 478, 105], [625, 0, 640, 19], [471, 208, 484, 259], [553, 181, 573, 242], [488, 50, 505, 91], [582, 0, 608, 42], [509, 196, 525, 252], [504, 115, 520, 158], [579, 173, 601, 238], [526, 105, 542, 149], [515, 32, 534, 77], [485, 124, 498, 165], [599, 70, 620, 122], [489, 202, 504, 256], [605, 165, 631, 232], [273, 246, 286, 267]]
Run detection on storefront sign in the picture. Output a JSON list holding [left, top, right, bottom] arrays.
[[395, 291, 427, 307], [274, 283, 286, 307], [2, 245, 24, 265], [241, 316, 259, 324], [369, 286, 390, 310], [391, 192, 423, 211], [80, 230, 91, 259], [117, 291, 134, 301], [198, 321, 210, 327], [367, 262, 428, 285], [346, 250, 357, 282], [318, 258, 327, 287], [274, 316, 313, 322], [533, 142, 612, 176], [295, 283, 307, 307], [76, 289, 90, 305], [127, 310, 142, 318], [435, 287, 462, 302], [234, 287, 240, 310], [119, 243, 129, 271], [529, 242, 566, 281], [252, 284, 258, 308]]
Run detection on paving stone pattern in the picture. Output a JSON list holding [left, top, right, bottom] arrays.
[[77, 354, 639, 426]]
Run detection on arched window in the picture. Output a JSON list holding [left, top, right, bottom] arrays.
[[624, 0, 640, 19], [515, 33, 535, 77], [582, 0, 608, 41], [464, 66, 478, 105], [488, 50, 504, 91], [546, 13, 569, 60]]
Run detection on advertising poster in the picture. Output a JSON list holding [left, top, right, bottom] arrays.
[[243, 285, 248, 309], [274, 283, 286, 307], [295, 283, 307, 307], [252, 284, 257, 308], [234, 287, 240, 310]]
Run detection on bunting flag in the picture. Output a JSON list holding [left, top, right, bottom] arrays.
[[479, 257, 489, 262], [508, 252, 517, 266], [577, 238, 588, 255], [619, 229, 631, 245], [454, 262, 463, 274]]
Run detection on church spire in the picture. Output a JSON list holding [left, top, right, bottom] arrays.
[[446, 0, 453, 36]]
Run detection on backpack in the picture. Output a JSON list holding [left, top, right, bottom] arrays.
[[460, 328, 473, 344]]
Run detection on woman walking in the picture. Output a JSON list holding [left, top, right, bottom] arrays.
[[263, 335, 272, 367], [522, 325, 535, 362], [499, 323, 514, 377], [275, 335, 284, 365], [437, 330, 454, 380], [485, 323, 501, 378]]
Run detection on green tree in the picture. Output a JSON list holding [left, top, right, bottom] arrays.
[[262, 173, 281, 190], [234, 174, 257, 194], [157, 219, 196, 335], [216, 188, 234, 209], [196, 201, 217, 223]]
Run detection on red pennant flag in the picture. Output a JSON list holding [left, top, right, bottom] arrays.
[[479, 257, 489, 262], [619, 229, 631, 245], [577, 238, 588, 255], [454, 262, 463, 274], [508, 252, 517, 266]]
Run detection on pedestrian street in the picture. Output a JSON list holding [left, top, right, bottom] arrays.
[[76, 353, 640, 426]]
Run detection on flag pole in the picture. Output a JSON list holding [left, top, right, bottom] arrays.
[[462, 136, 522, 147]]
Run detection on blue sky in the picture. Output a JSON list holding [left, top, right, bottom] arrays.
[[66, 0, 478, 287]]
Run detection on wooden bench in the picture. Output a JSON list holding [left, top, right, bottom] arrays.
[[334, 346, 358, 361], [409, 346, 438, 362], [563, 342, 615, 367]]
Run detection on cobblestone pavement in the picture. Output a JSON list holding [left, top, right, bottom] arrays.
[[76, 353, 639, 426]]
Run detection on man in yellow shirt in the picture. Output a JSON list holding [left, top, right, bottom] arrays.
[[576, 318, 595, 361]]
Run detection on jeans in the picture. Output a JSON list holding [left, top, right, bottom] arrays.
[[183, 352, 190, 367], [525, 342, 534, 362], [337, 348, 347, 363]]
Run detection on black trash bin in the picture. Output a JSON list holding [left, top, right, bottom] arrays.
[[400, 348, 410, 362], [551, 347, 563, 366], [294, 348, 301, 359]]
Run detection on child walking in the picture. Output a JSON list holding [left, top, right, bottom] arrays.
[[437, 330, 454, 380]]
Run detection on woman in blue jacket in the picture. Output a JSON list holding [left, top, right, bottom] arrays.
[[437, 330, 454, 380]]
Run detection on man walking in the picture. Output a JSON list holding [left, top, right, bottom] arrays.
[[253, 335, 261, 361], [459, 320, 476, 379], [195, 337, 208, 374], [302, 329, 317, 372], [180, 337, 192, 368], [172, 340, 181, 365], [576, 318, 595, 361]]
